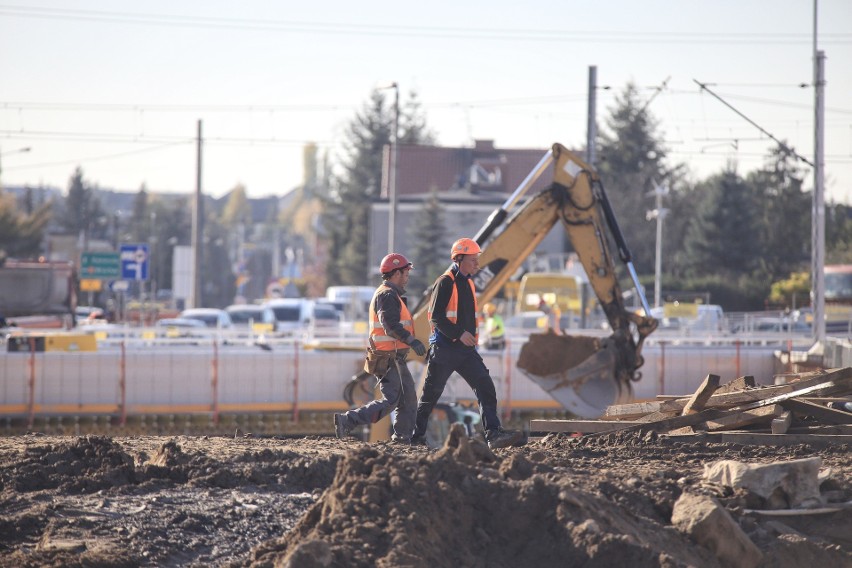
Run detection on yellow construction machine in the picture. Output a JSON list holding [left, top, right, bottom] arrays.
[[405, 143, 658, 418], [344, 143, 657, 438]]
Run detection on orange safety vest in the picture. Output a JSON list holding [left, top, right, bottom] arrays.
[[429, 269, 479, 343], [369, 284, 414, 351]]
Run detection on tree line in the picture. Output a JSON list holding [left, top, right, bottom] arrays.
[[1, 84, 850, 311]]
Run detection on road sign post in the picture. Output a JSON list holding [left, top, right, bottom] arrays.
[[80, 252, 121, 280], [120, 244, 149, 281]]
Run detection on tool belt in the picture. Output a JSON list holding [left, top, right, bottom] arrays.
[[363, 347, 395, 376]]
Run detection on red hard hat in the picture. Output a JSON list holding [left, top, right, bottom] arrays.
[[380, 253, 413, 274], [451, 238, 481, 259]]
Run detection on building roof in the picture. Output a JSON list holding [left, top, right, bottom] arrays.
[[389, 139, 558, 199]]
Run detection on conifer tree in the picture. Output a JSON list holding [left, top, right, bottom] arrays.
[[408, 188, 448, 298]]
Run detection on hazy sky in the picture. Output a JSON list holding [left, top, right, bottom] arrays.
[[1, 1, 850, 204]]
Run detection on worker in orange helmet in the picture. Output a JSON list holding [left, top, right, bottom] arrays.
[[411, 238, 525, 449], [334, 253, 426, 443]]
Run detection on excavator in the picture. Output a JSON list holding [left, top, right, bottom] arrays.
[[346, 143, 658, 439]]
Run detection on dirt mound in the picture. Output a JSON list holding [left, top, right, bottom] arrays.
[[251, 444, 718, 567], [0, 435, 135, 494], [1, 434, 849, 567]]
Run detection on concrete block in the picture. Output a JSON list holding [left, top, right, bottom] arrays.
[[672, 492, 762, 568]]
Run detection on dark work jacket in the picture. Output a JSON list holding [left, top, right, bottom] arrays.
[[373, 280, 414, 344], [428, 264, 477, 348]]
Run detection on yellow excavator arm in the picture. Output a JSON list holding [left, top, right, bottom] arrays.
[[409, 143, 657, 417]]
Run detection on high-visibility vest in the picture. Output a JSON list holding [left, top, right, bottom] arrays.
[[486, 314, 505, 339], [429, 269, 479, 343], [369, 284, 414, 351]]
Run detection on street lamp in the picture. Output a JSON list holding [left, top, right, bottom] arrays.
[[645, 180, 669, 309], [0, 146, 32, 183], [378, 82, 399, 252]]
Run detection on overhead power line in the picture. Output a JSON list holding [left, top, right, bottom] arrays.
[[1, 4, 850, 44], [694, 79, 813, 167]]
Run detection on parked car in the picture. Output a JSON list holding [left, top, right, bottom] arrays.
[[225, 304, 277, 332], [75, 306, 105, 322], [177, 308, 233, 329], [312, 301, 342, 327], [154, 317, 208, 338], [265, 298, 341, 335], [264, 298, 313, 335], [649, 304, 725, 333]]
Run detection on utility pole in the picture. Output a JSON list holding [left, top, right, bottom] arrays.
[[646, 182, 669, 308], [813, 50, 826, 344], [586, 66, 597, 167], [191, 120, 203, 308], [389, 83, 400, 252]]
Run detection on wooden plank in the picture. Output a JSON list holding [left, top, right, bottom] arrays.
[[637, 409, 680, 423], [780, 399, 852, 425], [771, 411, 793, 434], [530, 419, 643, 434], [702, 404, 783, 432], [715, 375, 756, 394], [668, 432, 852, 447], [788, 425, 852, 435], [602, 401, 664, 420], [587, 367, 852, 436], [682, 374, 721, 415], [660, 369, 852, 413]]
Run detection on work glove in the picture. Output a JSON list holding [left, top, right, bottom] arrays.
[[409, 339, 427, 356]]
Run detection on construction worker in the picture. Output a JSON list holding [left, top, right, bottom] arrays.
[[538, 296, 563, 334], [481, 302, 505, 351], [334, 253, 426, 443], [411, 238, 525, 450]]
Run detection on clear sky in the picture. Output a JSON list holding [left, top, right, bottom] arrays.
[[1, 1, 850, 204]]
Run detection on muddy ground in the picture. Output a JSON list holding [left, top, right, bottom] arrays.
[[0, 429, 850, 567]]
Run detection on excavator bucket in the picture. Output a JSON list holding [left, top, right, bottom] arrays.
[[516, 333, 633, 418]]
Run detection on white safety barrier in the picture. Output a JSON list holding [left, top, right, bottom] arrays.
[[0, 334, 799, 422]]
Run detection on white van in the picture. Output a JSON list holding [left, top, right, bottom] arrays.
[[325, 286, 375, 320], [265, 298, 341, 335], [650, 303, 725, 333]]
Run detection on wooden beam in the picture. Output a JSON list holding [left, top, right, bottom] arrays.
[[668, 432, 852, 447], [586, 367, 852, 436], [715, 375, 756, 394], [788, 425, 852, 435], [682, 374, 721, 415], [702, 404, 783, 431], [530, 419, 643, 434], [771, 411, 793, 434], [602, 401, 664, 420], [780, 399, 852, 425]]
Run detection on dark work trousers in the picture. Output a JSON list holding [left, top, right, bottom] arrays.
[[342, 356, 417, 439], [414, 344, 501, 437]]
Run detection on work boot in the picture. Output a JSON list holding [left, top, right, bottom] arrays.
[[333, 414, 352, 439], [485, 428, 525, 450], [410, 434, 428, 447], [391, 434, 411, 444]]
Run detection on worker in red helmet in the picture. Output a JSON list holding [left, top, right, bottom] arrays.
[[334, 253, 426, 443], [411, 238, 526, 450]]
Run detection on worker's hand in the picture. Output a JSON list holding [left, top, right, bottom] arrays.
[[459, 331, 477, 347], [409, 339, 427, 356]]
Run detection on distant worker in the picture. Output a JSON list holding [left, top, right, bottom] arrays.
[[334, 253, 427, 444], [411, 238, 525, 450], [538, 296, 563, 335], [481, 302, 505, 351]]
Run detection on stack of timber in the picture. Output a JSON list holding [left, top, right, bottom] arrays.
[[531, 367, 852, 446]]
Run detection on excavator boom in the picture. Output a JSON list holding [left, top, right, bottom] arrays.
[[410, 143, 657, 417]]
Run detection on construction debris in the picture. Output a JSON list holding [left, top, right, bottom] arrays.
[[531, 367, 852, 445]]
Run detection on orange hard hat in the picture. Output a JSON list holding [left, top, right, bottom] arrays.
[[451, 238, 481, 259], [379, 253, 413, 275]]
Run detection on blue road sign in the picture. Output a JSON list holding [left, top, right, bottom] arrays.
[[120, 244, 149, 281]]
